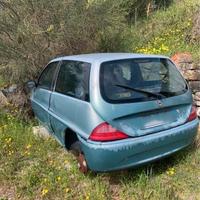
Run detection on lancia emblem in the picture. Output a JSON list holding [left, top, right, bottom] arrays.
[[156, 99, 163, 107]]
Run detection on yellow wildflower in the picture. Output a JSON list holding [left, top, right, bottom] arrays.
[[47, 25, 54, 33], [166, 167, 176, 176], [26, 144, 32, 149], [24, 150, 30, 156], [64, 160, 68, 164], [85, 193, 90, 200], [41, 188, 49, 196], [65, 188, 70, 193], [44, 178, 47, 183], [5, 137, 12, 143]]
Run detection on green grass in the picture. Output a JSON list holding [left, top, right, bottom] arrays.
[[0, 75, 6, 88], [1, 1, 200, 199], [130, 0, 200, 60], [0, 111, 200, 200]]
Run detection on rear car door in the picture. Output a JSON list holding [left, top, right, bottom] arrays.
[[49, 60, 91, 143], [31, 61, 60, 132]]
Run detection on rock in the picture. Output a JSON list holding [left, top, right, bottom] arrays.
[[178, 63, 198, 70], [197, 107, 200, 117], [194, 92, 200, 101], [189, 81, 200, 92], [0, 91, 8, 108], [3, 84, 18, 95], [171, 52, 200, 116], [8, 84, 17, 93], [196, 101, 200, 107], [32, 126, 51, 139], [182, 70, 200, 81], [171, 52, 193, 65]]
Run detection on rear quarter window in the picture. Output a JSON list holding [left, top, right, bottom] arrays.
[[55, 60, 91, 101], [38, 62, 59, 90]]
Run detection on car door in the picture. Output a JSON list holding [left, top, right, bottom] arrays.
[[49, 60, 91, 143], [31, 61, 60, 132]]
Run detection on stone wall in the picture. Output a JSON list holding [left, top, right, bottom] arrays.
[[171, 52, 200, 117]]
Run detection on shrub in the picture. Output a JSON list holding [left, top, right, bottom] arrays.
[[0, 0, 127, 83]]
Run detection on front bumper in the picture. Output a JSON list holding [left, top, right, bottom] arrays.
[[79, 119, 199, 172]]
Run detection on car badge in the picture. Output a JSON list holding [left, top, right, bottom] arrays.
[[156, 99, 163, 107]]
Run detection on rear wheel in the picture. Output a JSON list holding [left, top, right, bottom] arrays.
[[77, 153, 88, 173], [70, 141, 88, 173]]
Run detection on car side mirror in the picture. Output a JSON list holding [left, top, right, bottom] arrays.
[[25, 80, 37, 93]]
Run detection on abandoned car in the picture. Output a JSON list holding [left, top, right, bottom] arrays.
[[28, 53, 199, 173]]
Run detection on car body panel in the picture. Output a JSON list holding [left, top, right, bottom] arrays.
[[50, 53, 169, 64], [31, 87, 53, 132], [79, 118, 199, 171], [49, 91, 104, 142]]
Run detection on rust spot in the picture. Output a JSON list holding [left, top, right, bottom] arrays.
[[77, 153, 88, 173]]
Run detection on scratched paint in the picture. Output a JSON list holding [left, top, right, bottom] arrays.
[[79, 119, 198, 171]]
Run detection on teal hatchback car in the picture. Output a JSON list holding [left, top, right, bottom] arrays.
[[28, 53, 199, 173]]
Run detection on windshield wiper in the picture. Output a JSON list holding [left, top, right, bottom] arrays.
[[159, 88, 187, 97], [114, 84, 165, 99]]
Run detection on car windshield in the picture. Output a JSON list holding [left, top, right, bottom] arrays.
[[100, 58, 187, 103]]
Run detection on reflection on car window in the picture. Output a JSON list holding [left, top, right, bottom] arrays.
[[139, 61, 168, 81], [38, 62, 58, 90], [100, 58, 187, 103], [55, 61, 90, 101]]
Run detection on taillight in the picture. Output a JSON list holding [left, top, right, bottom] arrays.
[[89, 122, 129, 142], [187, 106, 197, 122]]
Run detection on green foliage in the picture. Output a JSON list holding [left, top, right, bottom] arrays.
[[131, 0, 200, 58], [0, 112, 200, 199], [0, 0, 199, 85], [0, 0, 127, 83], [121, 0, 173, 23]]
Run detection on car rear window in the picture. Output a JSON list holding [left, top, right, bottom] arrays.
[[100, 58, 187, 103]]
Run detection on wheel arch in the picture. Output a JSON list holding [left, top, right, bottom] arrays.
[[64, 128, 79, 150]]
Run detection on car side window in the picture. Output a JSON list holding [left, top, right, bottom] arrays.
[[38, 62, 59, 90], [55, 60, 91, 101]]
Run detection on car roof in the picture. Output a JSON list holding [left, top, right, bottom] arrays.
[[50, 53, 169, 64]]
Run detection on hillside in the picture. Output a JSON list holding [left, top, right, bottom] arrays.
[[131, 0, 200, 60], [0, 0, 200, 200]]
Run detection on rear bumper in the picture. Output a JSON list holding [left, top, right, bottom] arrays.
[[79, 119, 199, 172]]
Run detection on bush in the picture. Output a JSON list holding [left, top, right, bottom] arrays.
[[0, 0, 128, 83], [121, 0, 173, 23]]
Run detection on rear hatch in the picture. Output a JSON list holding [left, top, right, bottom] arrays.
[[106, 102, 191, 137], [92, 57, 192, 137]]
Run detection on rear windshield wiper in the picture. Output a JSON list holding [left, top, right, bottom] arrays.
[[159, 88, 187, 97], [114, 84, 165, 99]]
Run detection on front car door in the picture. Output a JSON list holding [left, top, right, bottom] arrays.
[[31, 61, 60, 132]]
